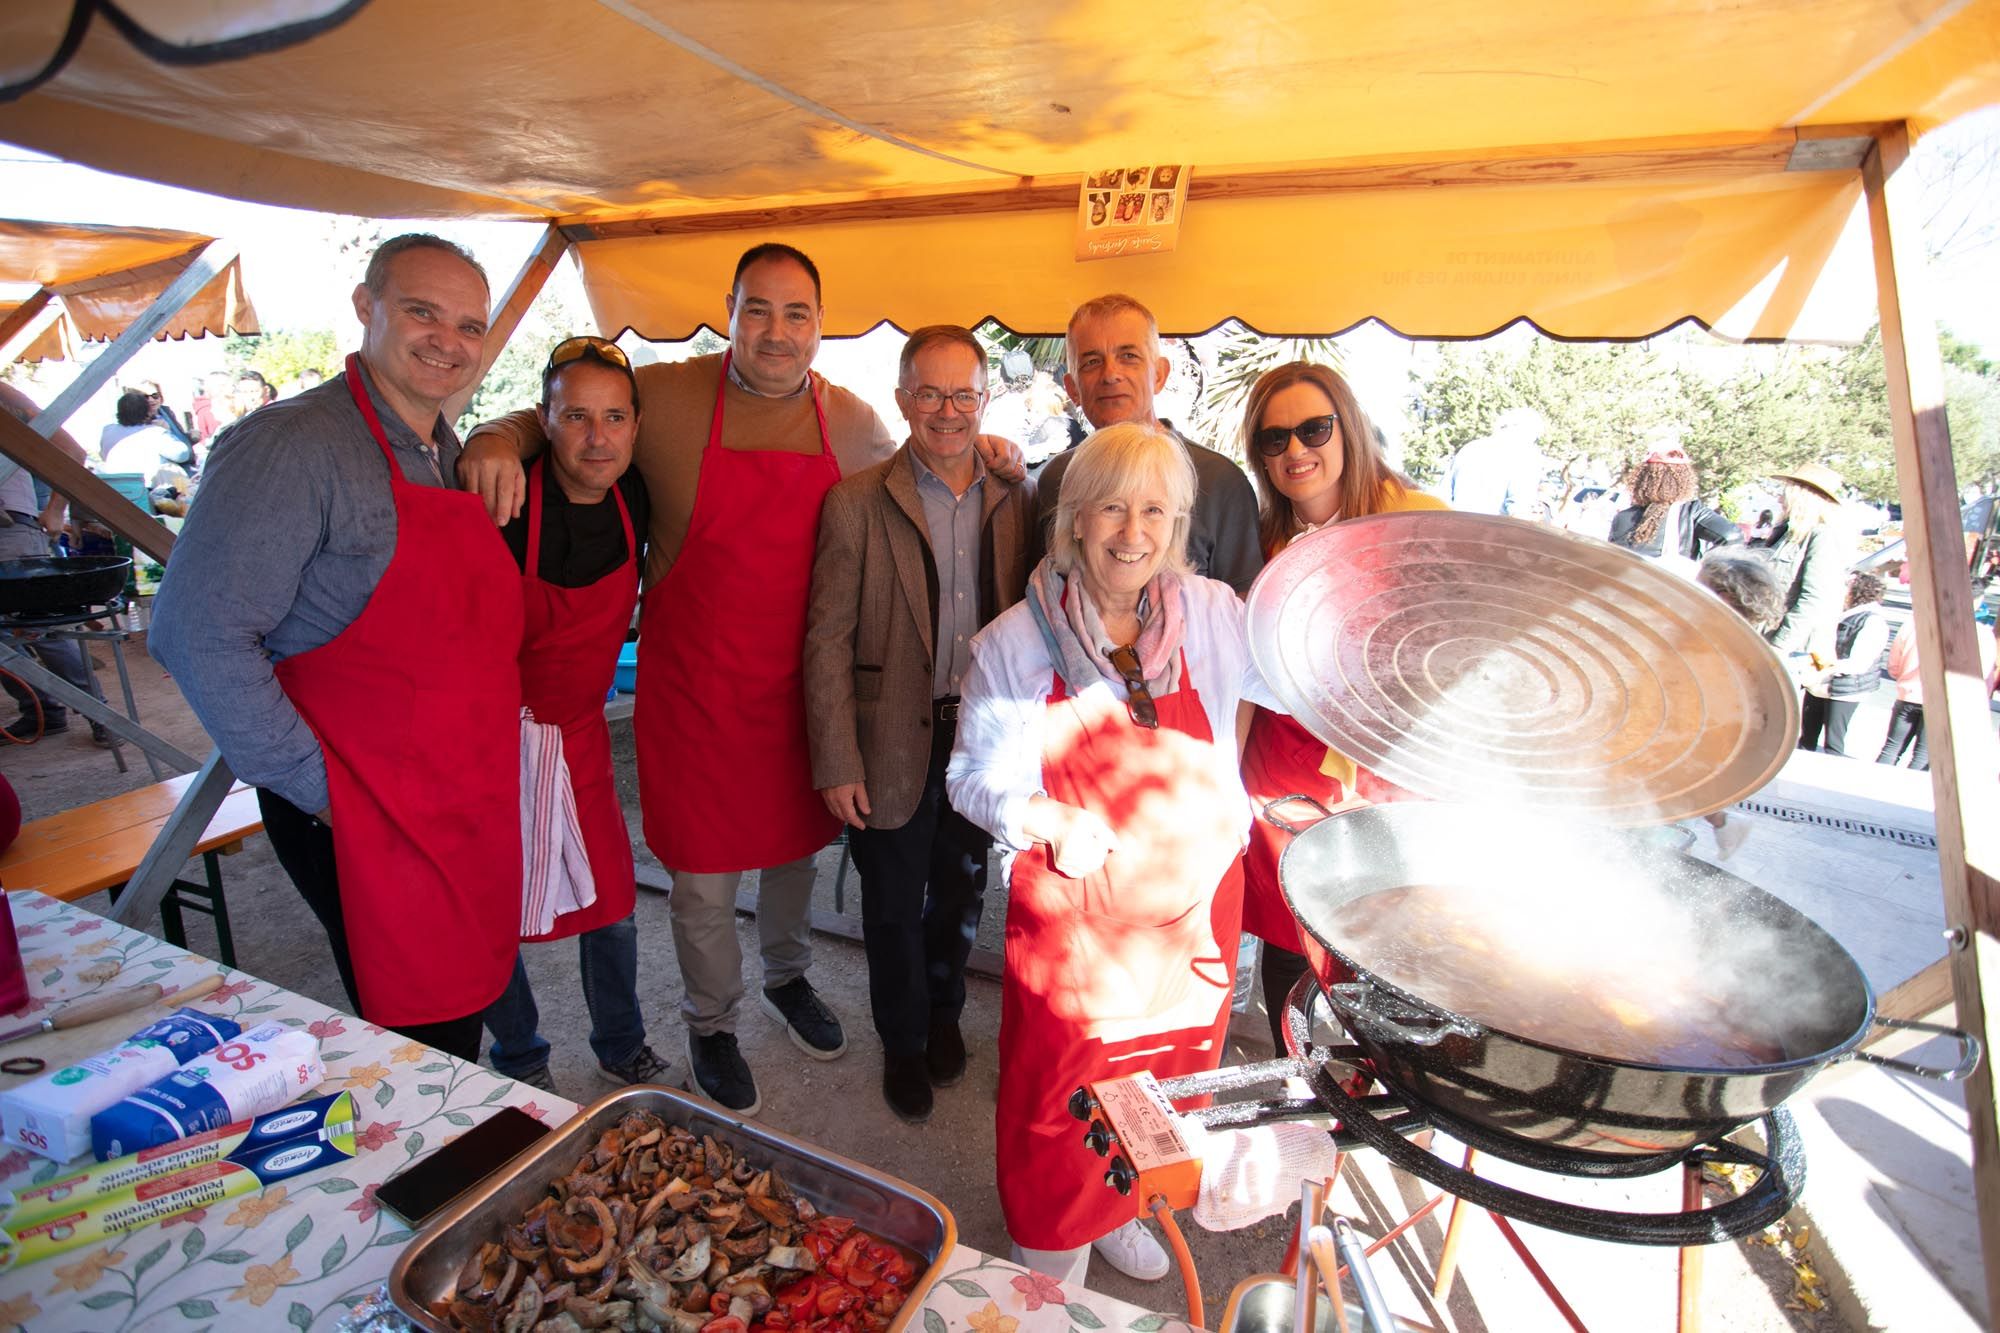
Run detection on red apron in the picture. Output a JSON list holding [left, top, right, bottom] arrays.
[[636, 353, 842, 873], [272, 355, 524, 1026], [1239, 707, 1351, 950], [995, 650, 1247, 1250], [518, 457, 640, 940]]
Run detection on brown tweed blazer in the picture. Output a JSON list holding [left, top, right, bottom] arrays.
[[805, 445, 1036, 830]]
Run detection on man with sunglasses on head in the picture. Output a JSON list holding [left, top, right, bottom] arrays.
[[804, 325, 1036, 1123], [1029, 294, 1262, 595], [481, 335, 668, 1095], [460, 243, 1027, 1117], [152, 234, 521, 1063]]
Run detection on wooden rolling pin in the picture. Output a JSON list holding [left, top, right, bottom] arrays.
[[0, 974, 228, 1049]]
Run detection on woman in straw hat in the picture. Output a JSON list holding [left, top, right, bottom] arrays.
[[1753, 462, 1851, 658]]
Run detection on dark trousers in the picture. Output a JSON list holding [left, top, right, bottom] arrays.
[[485, 914, 646, 1076], [846, 709, 991, 1058], [1876, 700, 1929, 770], [1798, 692, 1860, 756], [1260, 941, 1315, 1055], [257, 789, 487, 1062]]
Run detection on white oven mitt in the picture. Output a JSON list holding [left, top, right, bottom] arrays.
[[1179, 1119, 1343, 1233]]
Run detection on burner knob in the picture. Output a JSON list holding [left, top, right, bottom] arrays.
[[1068, 1088, 1095, 1122], [1084, 1119, 1111, 1156], [1104, 1156, 1136, 1196]]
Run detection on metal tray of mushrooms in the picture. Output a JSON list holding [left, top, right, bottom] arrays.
[[388, 1086, 957, 1332]]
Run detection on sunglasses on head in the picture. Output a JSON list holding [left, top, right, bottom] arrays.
[[1105, 644, 1159, 729], [545, 336, 632, 374], [1253, 413, 1337, 457]]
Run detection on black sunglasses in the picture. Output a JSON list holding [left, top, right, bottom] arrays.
[[1105, 644, 1159, 729], [1253, 413, 1337, 457]]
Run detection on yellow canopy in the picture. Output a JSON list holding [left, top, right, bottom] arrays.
[[0, 220, 258, 342], [2, 0, 1996, 339]]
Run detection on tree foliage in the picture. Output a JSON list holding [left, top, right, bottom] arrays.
[[225, 328, 341, 389], [1403, 326, 2000, 512]]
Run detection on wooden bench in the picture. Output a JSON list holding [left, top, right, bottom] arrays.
[[0, 772, 262, 966]]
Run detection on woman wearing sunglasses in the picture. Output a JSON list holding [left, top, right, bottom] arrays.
[[1238, 362, 1446, 1051], [947, 422, 1278, 1286]]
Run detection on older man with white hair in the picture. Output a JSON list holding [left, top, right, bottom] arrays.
[[1030, 293, 1262, 593]]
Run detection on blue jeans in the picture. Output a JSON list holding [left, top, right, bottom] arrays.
[[484, 913, 645, 1076]]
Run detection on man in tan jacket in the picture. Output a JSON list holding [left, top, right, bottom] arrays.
[[805, 325, 1036, 1123]]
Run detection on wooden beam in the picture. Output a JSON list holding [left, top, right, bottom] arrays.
[[0, 410, 173, 564], [561, 130, 1815, 242], [107, 751, 234, 933], [446, 223, 569, 424], [1871, 955, 1955, 1033], [0, 640, 201, 773], [15, 240, 238, 447], [1863, 120, 2000, 1319], [0, 289, 54, 353], [0, 298, 63, 367]]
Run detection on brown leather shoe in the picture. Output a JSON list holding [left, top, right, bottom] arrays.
[[925, 1012, 966, 1088]]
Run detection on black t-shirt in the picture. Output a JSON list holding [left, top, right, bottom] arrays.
[[499, 463, 651, 588]]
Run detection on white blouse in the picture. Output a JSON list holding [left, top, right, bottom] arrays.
[[945, 574, 1281, 877]]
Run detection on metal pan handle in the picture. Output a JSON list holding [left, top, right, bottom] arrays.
[[1326, 981, 1481, 1046], [1852, 1016, 1983, 1082], [1261, 794, 1334, 835]]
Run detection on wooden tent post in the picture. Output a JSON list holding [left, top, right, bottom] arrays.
[[0, 288, 56, 360], [1863, 120, 2000, 1317], [444, 222, 569, 425]]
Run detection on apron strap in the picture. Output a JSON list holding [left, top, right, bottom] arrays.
[[708, 350, 835, 463], [343, 352, 405, 475]]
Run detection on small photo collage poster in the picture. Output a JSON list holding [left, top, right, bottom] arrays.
[[1076, 164, 1189, 261]]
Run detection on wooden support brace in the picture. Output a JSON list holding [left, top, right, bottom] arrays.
[[107, 750, 235, 932], [445, 223, 570, 425], [0, 409, 174, 564], [0, 638, 201, 773], [0, 240, 238, 493], [0, 289, 57, 362], [1863, 120, 2000, 1321]]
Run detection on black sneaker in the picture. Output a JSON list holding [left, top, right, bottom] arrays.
[[686, 1030, 761, 1117], [5, 711, 62, 740], [760, 977, 847, 1060], [926, 1012, 967, 1087], [883, 1053, 933, 1124], [88, 722, 113, 748], [508, 1062, 557, 1094], [599, 1042, 669, 1086]]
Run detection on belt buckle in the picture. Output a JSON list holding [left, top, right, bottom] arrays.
[[936, 700, 960, 722]]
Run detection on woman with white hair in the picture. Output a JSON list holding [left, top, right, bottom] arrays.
[[948, 422, 1276, 1286]]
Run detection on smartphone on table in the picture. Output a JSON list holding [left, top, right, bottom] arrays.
[[375, 1105, 549, 1229]]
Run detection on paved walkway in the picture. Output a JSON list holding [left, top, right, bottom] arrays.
[[1718, 740, 1991, 1332]]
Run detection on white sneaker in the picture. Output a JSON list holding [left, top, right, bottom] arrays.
[[1714, 817, 1751, 860], [1092, 1218, 1170, 1281]]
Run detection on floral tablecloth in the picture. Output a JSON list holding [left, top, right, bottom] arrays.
[[902, 1247, 1194, 1333], [0, 889, 576, 1331], [0, 892, 1192, 1333]]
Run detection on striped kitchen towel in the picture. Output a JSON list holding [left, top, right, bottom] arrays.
[[520, 707, 597, 936]]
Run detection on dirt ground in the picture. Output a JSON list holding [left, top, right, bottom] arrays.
[[0, 624, 1846, 1331]]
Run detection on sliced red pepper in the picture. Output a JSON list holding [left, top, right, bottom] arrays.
[[702, 1318, 749, 1333]]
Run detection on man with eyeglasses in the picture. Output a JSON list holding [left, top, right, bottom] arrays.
[[1030, 293, 1262, 594], [152, 234, 522, 1064], [481, 335, 669, 1096], [460, 244, 1026, 1117], [804, 325, 1035, 1123]]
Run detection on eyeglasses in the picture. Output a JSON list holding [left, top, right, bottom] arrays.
[[1253, 413, 1338, 457], [902, 386, 984, 413], [546, 336, 632, 374], [1105, 644, 1159, 729]]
